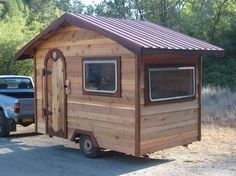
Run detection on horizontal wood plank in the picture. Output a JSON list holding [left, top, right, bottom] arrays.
[[46, 27, 106, 42], [141, 108, 198, 129], [140, 100, 198, 116], [67, 109, 135, 124], [68, 93, 135, 105], [141, 124, 198, 141], [38, 38, 116, 50], [140, 137, 198, 155], [142, 118, 198, 135], [68, 117, 134, 132], [67, 102, 135, 117], [141, 130, 198, 150], [36, 43, 132, 58]]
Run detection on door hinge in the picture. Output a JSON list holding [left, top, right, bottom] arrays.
[[43, 108, 53, 116], [42, 68, 52, 77]]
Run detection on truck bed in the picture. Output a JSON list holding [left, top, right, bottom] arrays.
[[0, 89, 34, 120], [0, 91, 34, 98]]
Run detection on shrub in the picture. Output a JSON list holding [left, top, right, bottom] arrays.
[[202, 86, 236, 126]]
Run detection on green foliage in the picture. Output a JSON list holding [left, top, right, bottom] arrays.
[[0, 0, 32, 76], [203, 58, 236, 88], [0, 0, 65, 77], [56, 0, 84, 13], [91, 0, 236, 88], [26, 0, 62, 32], [93, 0, 133, 19], [0, 0, 235, 88]]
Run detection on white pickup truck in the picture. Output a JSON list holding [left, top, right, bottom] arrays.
[[0, 75, 34, 136]]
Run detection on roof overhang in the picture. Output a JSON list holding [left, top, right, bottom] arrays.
[[142, 48, 224, 57], [16, 13, 224, 60], [16, 13, 143, 60]]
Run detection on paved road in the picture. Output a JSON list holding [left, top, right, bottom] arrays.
[[0, 127, 170, 176], [0, 125, 235, 176]]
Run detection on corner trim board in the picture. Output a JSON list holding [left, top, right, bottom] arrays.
[[33, 53, 38, 133], [135, 55, 141, 156], [198, 56, 202, 141]]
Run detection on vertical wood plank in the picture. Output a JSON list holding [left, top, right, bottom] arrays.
[[34, 54, 38, 133], [135, 55, 141, 156], [198, 56, 202, 141]]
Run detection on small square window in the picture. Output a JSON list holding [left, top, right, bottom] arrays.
[[82, 57, 121, 97]]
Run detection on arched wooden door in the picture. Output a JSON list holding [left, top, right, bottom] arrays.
[[43, 48, 67, 138]]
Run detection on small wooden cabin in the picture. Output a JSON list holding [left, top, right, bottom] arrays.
[[16, 13, 224, 157]]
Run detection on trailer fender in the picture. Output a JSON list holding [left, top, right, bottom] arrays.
[[70, 129, 99, 147]]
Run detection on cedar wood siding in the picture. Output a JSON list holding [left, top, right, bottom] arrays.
[[139, 54, 201, 155], [35, 25, 136, 155]]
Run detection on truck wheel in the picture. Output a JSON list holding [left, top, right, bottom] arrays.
[[80, 135, 101, 158], [0, 112, 10, 137]]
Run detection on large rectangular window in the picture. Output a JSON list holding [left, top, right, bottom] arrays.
[[83, 57, 120, 96], [148, 66, 195, 102]]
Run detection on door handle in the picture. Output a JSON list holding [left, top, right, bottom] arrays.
[[64, 79, 71, 95]]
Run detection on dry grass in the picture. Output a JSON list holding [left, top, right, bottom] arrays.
[[202, 86, 236, 127]]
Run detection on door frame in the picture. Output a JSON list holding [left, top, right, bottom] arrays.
[[43, 48, 67, 138]]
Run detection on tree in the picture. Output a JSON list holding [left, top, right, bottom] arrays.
[[0, 0, 62, 76], [93, 0, 133, 19], [0, 0, 235, 88], [91, 0, 236, 88], [56, 0, 84, 13], [0, 0, 32, 75]]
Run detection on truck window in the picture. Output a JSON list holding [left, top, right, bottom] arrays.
[[0, 77, 33, 89]]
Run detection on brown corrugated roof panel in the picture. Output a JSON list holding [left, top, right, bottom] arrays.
[[16, 13, 224, 60]]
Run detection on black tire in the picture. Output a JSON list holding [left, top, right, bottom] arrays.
[[0, 111, 10, 137], [80, 135, 101, 158]]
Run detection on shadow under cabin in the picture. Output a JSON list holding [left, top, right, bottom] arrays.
[[16, 13, 224, 158]]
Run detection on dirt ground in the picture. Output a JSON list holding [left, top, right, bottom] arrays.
[[0, 124, 235, 176]]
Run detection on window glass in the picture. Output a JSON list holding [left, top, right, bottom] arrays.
[[84, 60, 117, 93], [0, 77, 33, 89], [149, 67, 195, 102]]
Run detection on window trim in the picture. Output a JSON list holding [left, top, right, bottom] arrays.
[[82, 57, 121, 97], [146, 64, 196, 104]]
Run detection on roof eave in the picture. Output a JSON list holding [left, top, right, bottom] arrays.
[[64, 13, 143, 55], [16, 13, 143, 60], [16, 13, 225, 60], [141, 48, 225, 57], [16, 13, 68, 60]]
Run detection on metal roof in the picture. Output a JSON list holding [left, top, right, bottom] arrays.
[[16, 13, 224, 60]]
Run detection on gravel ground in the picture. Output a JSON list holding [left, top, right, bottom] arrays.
[[0, 124, 235, 176]]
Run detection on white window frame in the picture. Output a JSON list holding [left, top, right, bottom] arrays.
[[83, 60, 118, 94], [148, 66, 196, 102]]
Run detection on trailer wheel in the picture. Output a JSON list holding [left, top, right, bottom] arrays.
[[0, 111, 10, 137], [80, 135, 101, 158]]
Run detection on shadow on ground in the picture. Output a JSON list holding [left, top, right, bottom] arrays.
[[7, 132, 42, 138], [0, 133, 173, 176]]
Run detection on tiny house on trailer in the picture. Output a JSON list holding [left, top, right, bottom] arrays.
[[16, 13, 224, 158]]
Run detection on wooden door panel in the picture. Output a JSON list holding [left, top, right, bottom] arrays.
[[51, 59, 65, 132], [44, 48, 67, 138]]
